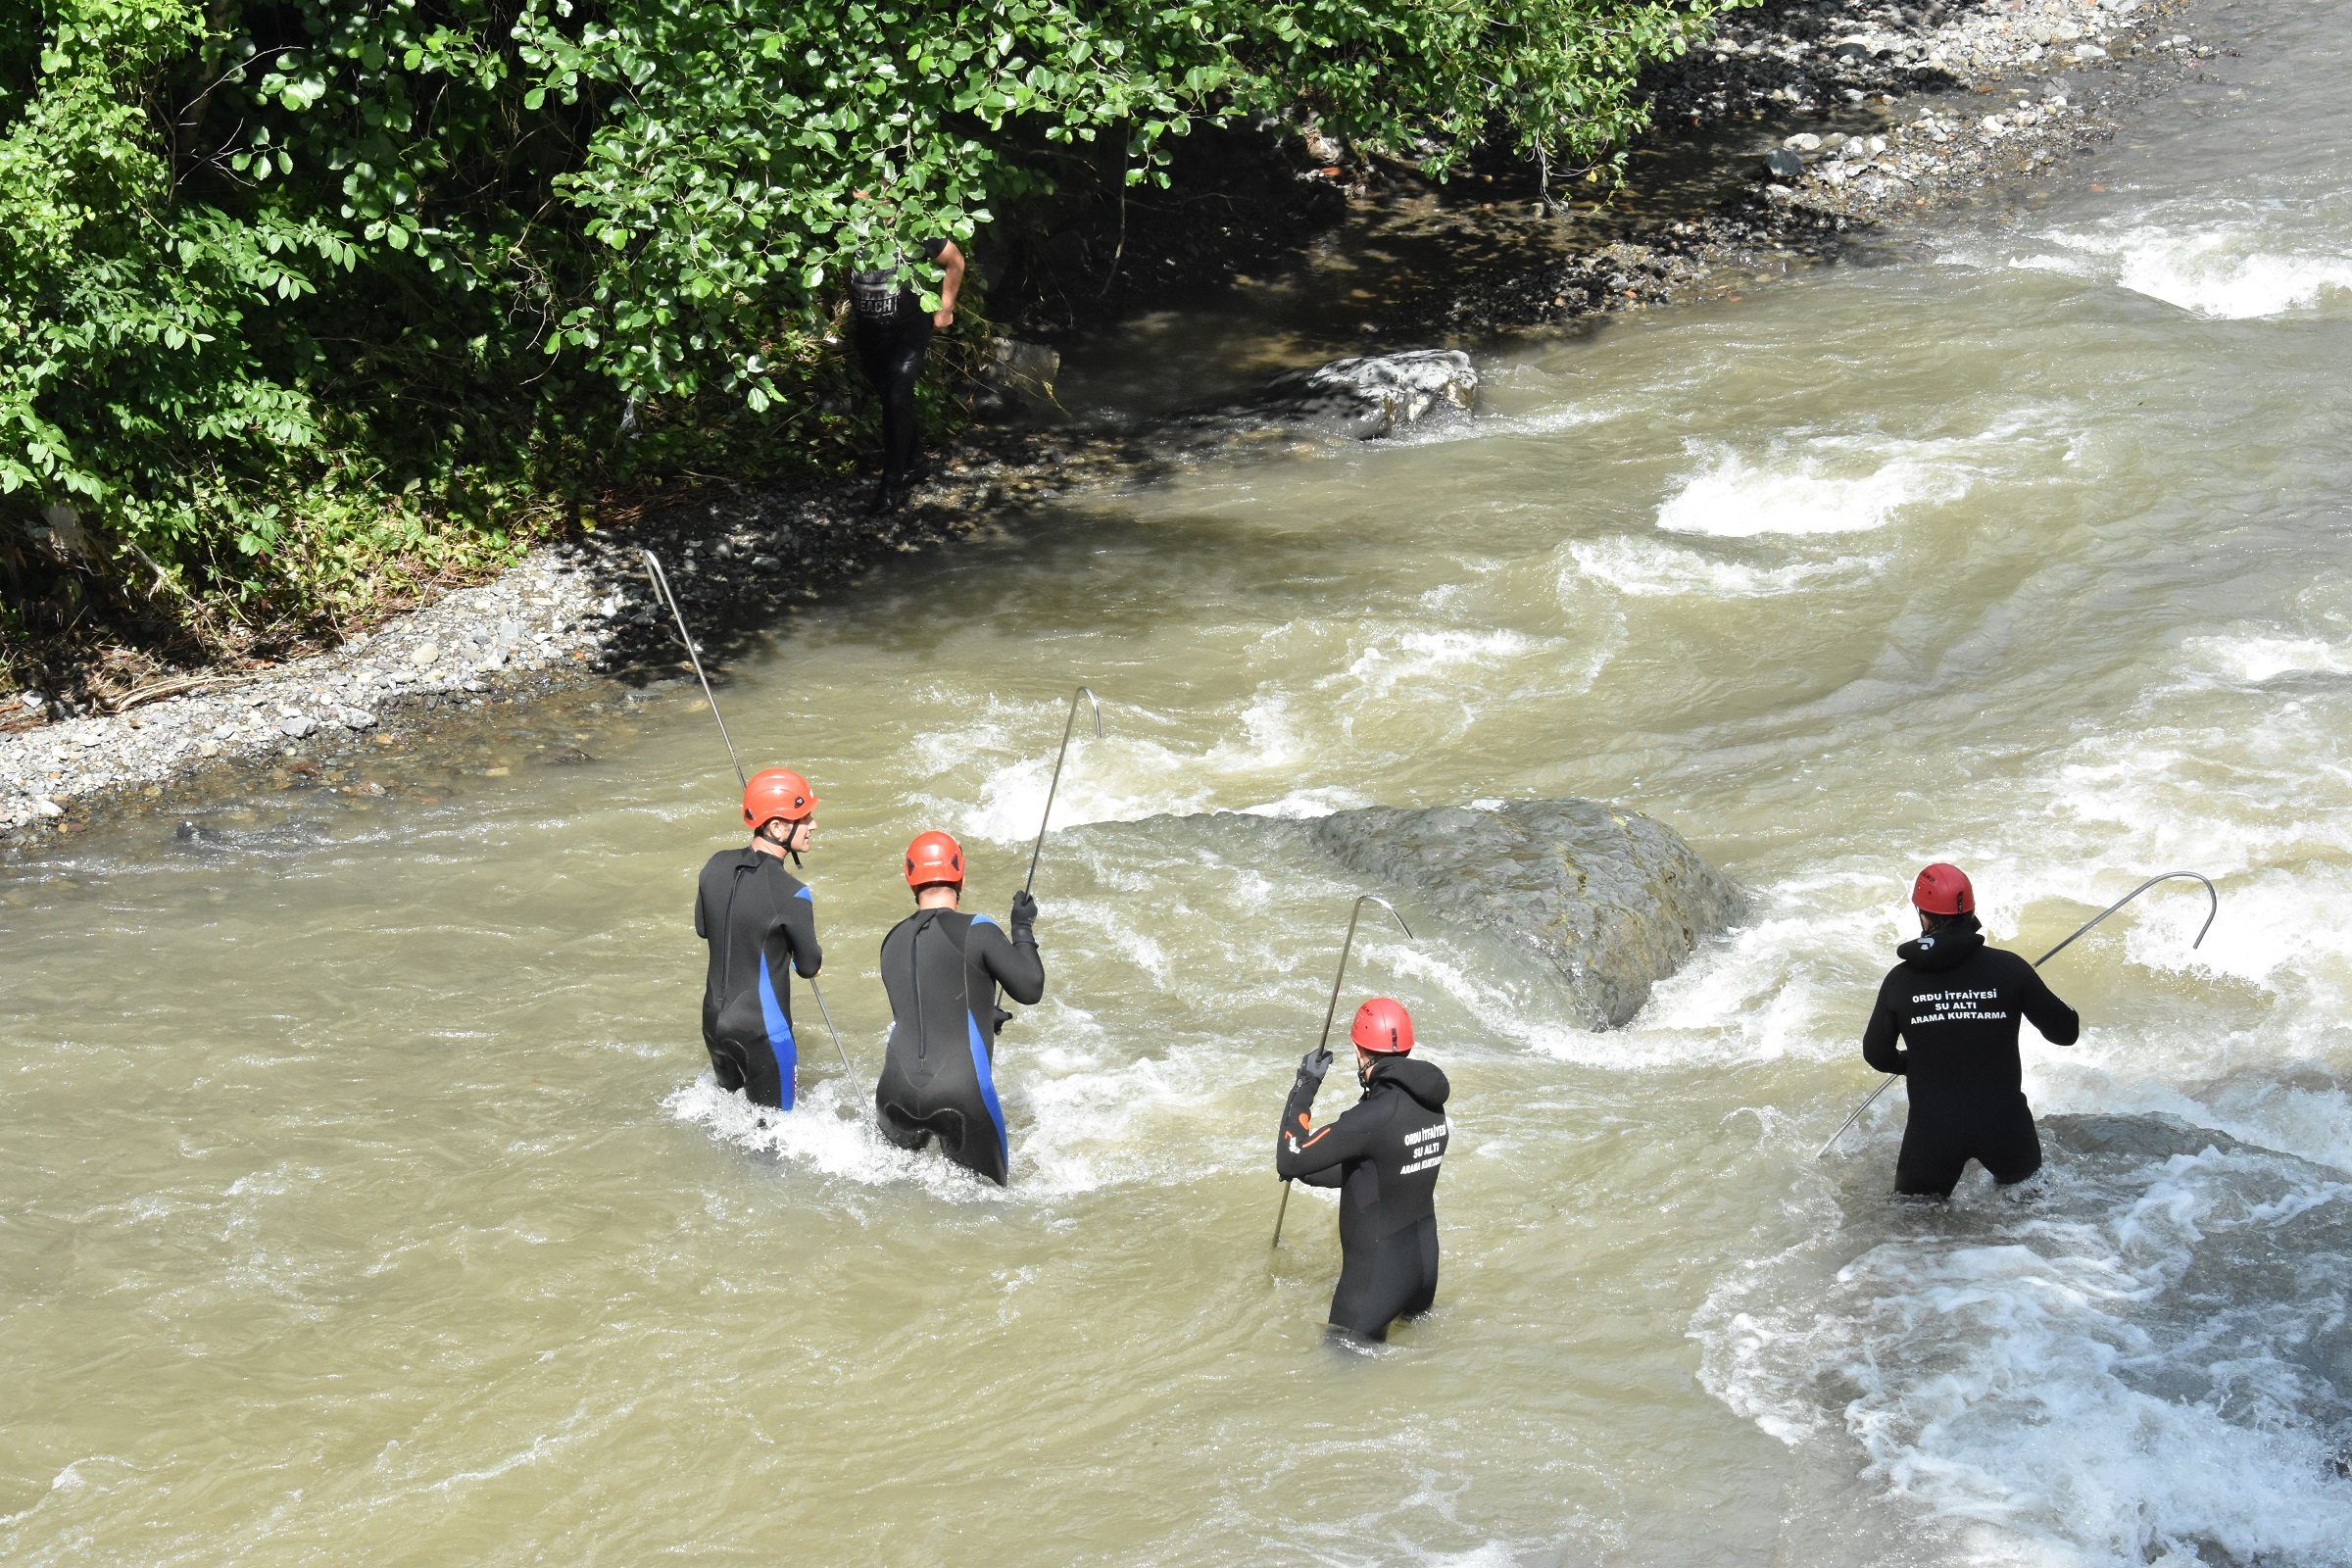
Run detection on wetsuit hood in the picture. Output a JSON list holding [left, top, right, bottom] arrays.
[[1897, 912, 1984, 973], [1367, 1054, 1449, 1111]]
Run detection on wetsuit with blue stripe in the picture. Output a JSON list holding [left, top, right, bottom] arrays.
[[874, 906, 1045, 1186], [694, 848, 822, 1109]]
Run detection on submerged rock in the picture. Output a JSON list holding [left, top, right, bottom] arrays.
[[1301, 800, 1742, 1028], [2043, 1112, 2248, 1165]]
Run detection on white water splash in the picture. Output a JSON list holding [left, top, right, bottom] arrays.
[[2181, 631, 2352, 683], [2017, 220, 2352, 319], [1563, 535, 1867, 598], [1694, 1138, 2352, 1567], [1653, 422, 2036, 539]]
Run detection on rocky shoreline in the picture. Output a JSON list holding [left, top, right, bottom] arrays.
[[1, 0, 2214, 846]]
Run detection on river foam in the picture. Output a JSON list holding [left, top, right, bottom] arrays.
[[1563, 536, 1862, 598], [1694, 1118, 2352, 1568], [667, 949, 1274, 1203], [2016, 217, 2352, 320], [1652, 420, 2047, 540], [2181, 630, 2352, 683]]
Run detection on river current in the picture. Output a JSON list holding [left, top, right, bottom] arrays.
[[7, 4, 2352, 1563]]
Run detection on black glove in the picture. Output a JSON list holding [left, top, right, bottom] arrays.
[[1295, 1046, 1333, 1094], [991, 1005, 1013, 1037], [1009, 889, 1038, 939]]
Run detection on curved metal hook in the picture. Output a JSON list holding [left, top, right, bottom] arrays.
[[2032, 871, 2219, 967], [1023, 685, 1102, 894], [1317, 894, 1415, 1054]]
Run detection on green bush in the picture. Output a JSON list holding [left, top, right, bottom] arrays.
[[0, 0, 1747, 657]]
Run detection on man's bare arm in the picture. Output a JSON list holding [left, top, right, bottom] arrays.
[[933, 241, 965, 328]]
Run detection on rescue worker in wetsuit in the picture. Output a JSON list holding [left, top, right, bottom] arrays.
[[1275, 998, 1451, 1343], [874, 830, 1044, 1185], [1863, 862, 2081, 1198], [849, 234, 964, 514], [691, 768, 823, 1109]]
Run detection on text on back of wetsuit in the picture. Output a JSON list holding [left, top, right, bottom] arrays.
[[1907, 989, 2011, 1024]]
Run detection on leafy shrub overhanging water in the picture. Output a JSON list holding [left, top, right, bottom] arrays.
[[0, 0, 1745, 664]]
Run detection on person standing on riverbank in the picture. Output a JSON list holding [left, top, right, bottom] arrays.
[[693, 768, 824, 1110], [1862, 863, 2081, 1198], [1276, 999, 1451, 1343], [873, 830, 1044, 1185], [850, 234, 964, 515]]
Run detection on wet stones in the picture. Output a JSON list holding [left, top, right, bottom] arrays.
[[0, 554, 618, 839], [967, 336, 1062, 419], [1236, 350, 1479, 440], [1301, 800, 1744, 1030]]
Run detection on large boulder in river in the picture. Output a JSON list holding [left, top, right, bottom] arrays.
[[1301, 800, 1742, 1028], [1069, 798, 1739, 1030]]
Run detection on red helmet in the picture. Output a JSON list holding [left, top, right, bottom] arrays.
[[904, 829, 966, 889], [742, 768, 819, 833], [1912, 862, 1975, 916], [1349, 997, 1415, 1055]]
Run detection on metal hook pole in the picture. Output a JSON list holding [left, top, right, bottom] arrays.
[[808, 976, 853, 1076], [1274, 894, 1415, 1249], [1816, 871, 2221, 1159], [2028, 871, 2218, 969], [641, 548, 745, 788], [1025, 685, 1102, 895]]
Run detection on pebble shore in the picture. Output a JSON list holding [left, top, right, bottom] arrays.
[[1525, 0, 2207, 319], [1, 0, 2211, 845], [1736, 0, 2213, 221], [1, 558, 618, 835]]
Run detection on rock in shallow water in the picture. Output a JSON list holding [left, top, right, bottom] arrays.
[[1075, 799, 1740, 1030], [1301, 800, 1743, 1028], [1236, 350, 1478, 440]]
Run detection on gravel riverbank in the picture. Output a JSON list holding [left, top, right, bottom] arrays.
[[1, 0, 2212, 846]]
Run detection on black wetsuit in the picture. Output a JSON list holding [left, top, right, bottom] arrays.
[[1277, 1055, 1452, 1342], [874, 906, 1044, 1185], [849, 239, 948, 499], [1862, 915, 2080, 1198], [693, 848, 821, 1109]]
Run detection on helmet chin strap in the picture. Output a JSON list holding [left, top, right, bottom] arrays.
[[757, 819, 806, 868]]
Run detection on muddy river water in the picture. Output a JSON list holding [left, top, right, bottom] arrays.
[[7, 4, 2352, 1563]]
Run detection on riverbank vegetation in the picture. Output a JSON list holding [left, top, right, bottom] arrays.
[[1, 0, 1749, 692]]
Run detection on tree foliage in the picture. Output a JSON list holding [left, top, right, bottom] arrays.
[[1, 0, 1747, 648]]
